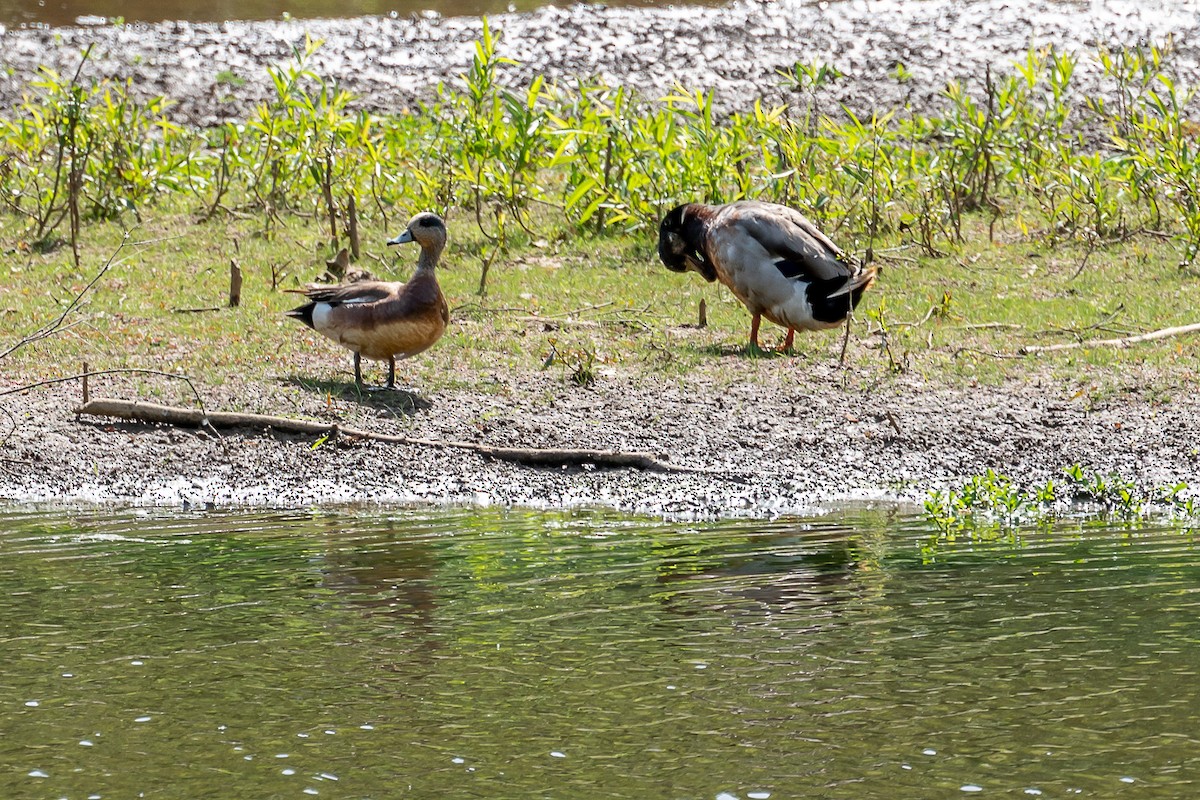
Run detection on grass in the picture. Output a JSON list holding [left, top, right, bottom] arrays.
[[2, 200, 1199, 404], [2, 32, 1200, 402]]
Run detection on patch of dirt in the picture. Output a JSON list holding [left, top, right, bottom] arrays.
[[2, 355, 1197, 516]]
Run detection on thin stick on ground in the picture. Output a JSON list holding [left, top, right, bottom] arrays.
[[0, 232, 130, 361], [959, 322, 1022, 330], [0, 232, 177, 362], [74, 398, 723, 476], [955, 347, 1026, 360], [1069, 233, 1100, 281], [0, 403, 15, 448], [1018, 322, 1200, 355]]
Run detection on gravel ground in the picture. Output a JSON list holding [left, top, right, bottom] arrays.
[[2, 356, 1197, 516], [2, 0, 1199, 516]]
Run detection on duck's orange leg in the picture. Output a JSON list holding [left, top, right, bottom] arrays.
[[779, 327, 796, 353], [748, 313, 765, 356]]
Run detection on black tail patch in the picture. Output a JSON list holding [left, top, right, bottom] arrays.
[[806, 276, 869, 325], [286, 303, 317, 330]]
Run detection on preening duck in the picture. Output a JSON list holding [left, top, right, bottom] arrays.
[[287, 211, 450, 390], [658, 200, 876, 352]]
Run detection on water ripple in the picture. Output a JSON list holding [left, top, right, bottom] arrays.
[[2, 507, 1199, 798]]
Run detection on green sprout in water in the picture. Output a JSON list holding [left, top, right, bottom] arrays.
[[925, 464, 1196, 537]]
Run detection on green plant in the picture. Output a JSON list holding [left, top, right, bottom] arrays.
[[541, 337, 598, 387], [436, 18, 553, 291], [926, 465, 1196, 538], [240, 34, 361, 239], [5, 36, 1200, 304], [215, 70, 248, 88]]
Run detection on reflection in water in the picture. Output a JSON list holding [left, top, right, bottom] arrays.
[[651, 519, 866, 624], [1, 506, 1199, 799], [312, 514, 441, 628]]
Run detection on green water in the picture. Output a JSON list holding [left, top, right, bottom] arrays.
[[2, 507, 1199, 799]]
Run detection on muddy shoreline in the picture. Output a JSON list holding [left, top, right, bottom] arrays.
[[3, 0, 1200, 516], [2, 357, 1197, 516], [1, 1, 1199, 127]]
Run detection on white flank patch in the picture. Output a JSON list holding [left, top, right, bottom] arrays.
[[312, 303, 335, 332]]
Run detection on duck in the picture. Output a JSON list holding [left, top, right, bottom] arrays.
[[658, 200, 877, 352], [287, 211, 450, 390]]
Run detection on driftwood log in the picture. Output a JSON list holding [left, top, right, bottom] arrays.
[[1019, 322, 1200, 355], [75, 398, 704, 475]]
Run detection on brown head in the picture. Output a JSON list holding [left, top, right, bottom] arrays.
[[387, 212, 448, 269], [657, 203, 717, 282]]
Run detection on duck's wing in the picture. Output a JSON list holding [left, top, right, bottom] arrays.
[[298, 280, 397, 306], [335, 273, 448, 359], [723, 203, 852, 283]]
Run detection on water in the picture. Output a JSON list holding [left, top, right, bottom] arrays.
[[0, 0, 697, 28], [2, 506, 1199, 798]]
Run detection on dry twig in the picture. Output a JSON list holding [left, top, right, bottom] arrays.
[[954, 347, 1025, 360], [1, 232, 132, 361], [74, 398, 720, 476], [958, 322, 1022, 330], [1018, 322, 1200, 355]]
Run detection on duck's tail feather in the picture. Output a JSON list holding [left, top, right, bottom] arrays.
[[827, 263, 878, 299], [285, 303, 317, 330]]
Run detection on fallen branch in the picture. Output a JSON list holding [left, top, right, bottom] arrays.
[[1047, 302, 1125, 338], [544, 300, 615, 318], [1018, 322, 1200, 355], [518, 315, 651, 332], [75, 398, 716, 475], [517, 315, 601, 328], [958, 322, 1022, 330], [954, 347, 1025, 360]]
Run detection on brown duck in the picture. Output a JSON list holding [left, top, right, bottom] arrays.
[[287, 212, 450, 390], [658, 200, 876, 352]]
